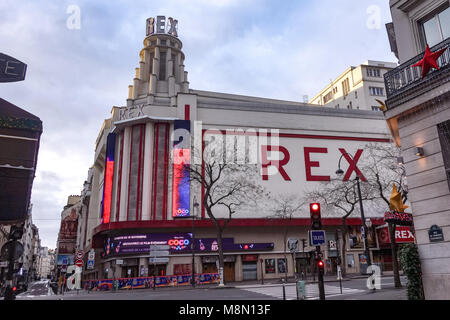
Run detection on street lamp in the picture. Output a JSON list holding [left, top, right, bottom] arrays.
[[336, 154, 372, 268], [191, 196, 199, 287]]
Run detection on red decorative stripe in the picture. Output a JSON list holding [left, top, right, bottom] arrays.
[[126, 127, 134, 221], [92, 217, 385, 241], [185, 104, 190, 121], [202, 129, 391, 143], [201, 129, 206, 219], [136, 125, 145, 221], [162, 123, 169, 220], [116, 132, 124, 222], [152, 124, 160, 220]]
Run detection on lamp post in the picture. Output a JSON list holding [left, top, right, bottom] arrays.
[[191, 196, 199, 287], [336, 154, 372, 268]]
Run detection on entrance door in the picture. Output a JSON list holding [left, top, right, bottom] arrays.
[[242, 262, 257, 281], [224, 262, 235, 283]]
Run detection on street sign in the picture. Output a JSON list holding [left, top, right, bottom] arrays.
[[287, 238, 298, 252], [309, 230, 326, 246], [76, 250, 84, 259], [149, 257, 169, 264], [149, 250, 169, 257], [150, 245, 170, 251], [429, 225, 444, 242], [0, 240, 24, 261], [0, 261, 8, 267], [328, 240, 337, 250], [116, 259, 123, 265], [87, 260, 94, 269], [0, 53, 27, 82], [88, 250, 95, 260], [75, 259, 83, 268]]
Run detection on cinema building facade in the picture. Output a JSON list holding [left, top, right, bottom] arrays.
[[78, 17, 403, 284]]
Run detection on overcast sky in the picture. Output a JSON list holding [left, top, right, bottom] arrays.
[[0, 0, 397, 248]]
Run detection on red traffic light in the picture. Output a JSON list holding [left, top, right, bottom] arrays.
[[310, 203, 322, 230], [12, 286, 16, 292], [318, 260, 324, 268]]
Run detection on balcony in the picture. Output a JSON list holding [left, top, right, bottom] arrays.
[[384, 37, 450, 109]]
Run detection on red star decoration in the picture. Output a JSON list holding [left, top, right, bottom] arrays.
[[412, 44, 447, 79]]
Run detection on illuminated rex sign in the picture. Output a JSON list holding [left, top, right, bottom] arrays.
[[146, 16, 178, 37]]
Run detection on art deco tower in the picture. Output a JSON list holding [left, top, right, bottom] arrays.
[[127, 16, 189, 107]]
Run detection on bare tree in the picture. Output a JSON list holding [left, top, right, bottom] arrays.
[[305, 178, 374, 277], [267, 194, 304, 281], [187, 134, 264, 286], [359, 143, 407, 288]]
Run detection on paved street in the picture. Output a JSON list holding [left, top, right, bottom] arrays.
[[14, 275, 407, 301]]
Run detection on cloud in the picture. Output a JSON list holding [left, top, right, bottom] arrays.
[[1, 0, 396, 248]]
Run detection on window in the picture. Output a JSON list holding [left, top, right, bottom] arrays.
[[369, 86, 384, 96], [342, 78, 350, 96], [437, 120, 450, 191], [355, 91, 358, 99], [347, 254, 355, 268], [421, 6, 450, 47], [264, 259, 275, 274], [277, 258, 287, 273], [323, 91, 333, 104], [149, 52, 154, 74], [172, 54, 176, 77], [367, 68, 381, 77], [159, 51, 166, 80]]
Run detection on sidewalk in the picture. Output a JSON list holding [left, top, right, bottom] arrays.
[[55, 271, 404, 296], [216, 271, 403, 289]]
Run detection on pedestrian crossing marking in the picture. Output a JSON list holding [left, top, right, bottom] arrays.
[[241, 283, 365, 300]]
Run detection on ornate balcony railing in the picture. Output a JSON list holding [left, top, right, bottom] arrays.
[[384, 37, 450, 106]]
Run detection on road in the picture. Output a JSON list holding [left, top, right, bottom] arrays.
[[15, 280, 53, 299], [14, 276, 407, 300]]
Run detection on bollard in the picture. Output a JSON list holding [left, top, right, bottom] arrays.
[[296, 280, 306, 300], [282, 278, 286, 300]]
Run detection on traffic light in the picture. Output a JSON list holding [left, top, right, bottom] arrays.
[[317, 260, 325, 274], [310, 203, 322, 230]]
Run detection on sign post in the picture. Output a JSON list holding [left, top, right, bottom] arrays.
[[0, 53, 27, 83], [87, 249, 95, 270], [149, 245, 170, 290]]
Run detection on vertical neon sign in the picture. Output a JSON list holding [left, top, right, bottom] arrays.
[[172, 120, 190, 217], [101, 133, 116, 224]]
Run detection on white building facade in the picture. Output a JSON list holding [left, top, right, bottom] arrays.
[[309, 60, 397, 111], [78, 17, 399, 284], [385, 0, 450, 300]]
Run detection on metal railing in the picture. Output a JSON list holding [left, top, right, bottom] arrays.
[[384, 37, 450, 101]]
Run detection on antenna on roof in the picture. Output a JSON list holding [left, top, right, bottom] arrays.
[[302, 95, 309, 103]]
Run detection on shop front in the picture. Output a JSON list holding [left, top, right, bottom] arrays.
[[241, 255, 258, 281], [201, 255, 236, 282]]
